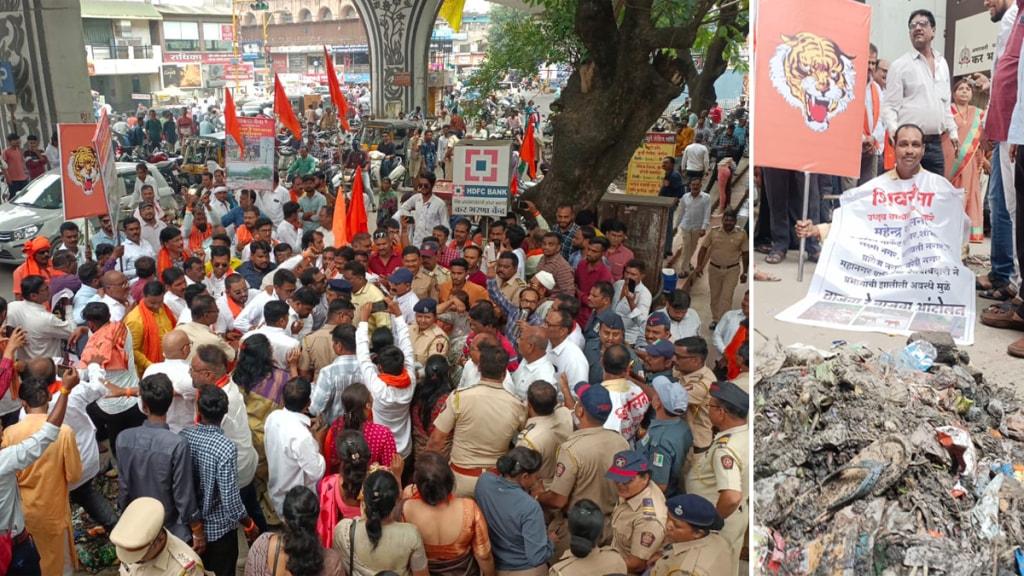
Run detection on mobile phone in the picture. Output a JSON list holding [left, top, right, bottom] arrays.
[[1, 326, 13, 338], [627, 279, 637, 293], [484, 244, 496, 263], [371, 301, 388, 313], [518, 200, 529, 210], [57, 362, 75, 375]]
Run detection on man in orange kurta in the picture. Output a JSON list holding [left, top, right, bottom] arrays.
[[2, 376, 82, 576]]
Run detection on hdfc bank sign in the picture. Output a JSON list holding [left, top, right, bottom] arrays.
[[164, 52, 234, 65]]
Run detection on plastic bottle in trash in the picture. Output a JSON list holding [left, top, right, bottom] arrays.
[[894, 340, 937, 373]]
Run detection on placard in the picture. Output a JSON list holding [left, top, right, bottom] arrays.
[[452, 141, 512, 217], [625, 132, 675, 196], [226, 116, 275, 191], [60, 123, 108, 221]]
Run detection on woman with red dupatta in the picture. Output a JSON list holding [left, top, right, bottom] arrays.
[[944, 78, 986, 244]]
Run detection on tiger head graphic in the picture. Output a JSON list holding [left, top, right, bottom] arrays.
[[67, 146, 100, 195], [768, 32, 856, 133]]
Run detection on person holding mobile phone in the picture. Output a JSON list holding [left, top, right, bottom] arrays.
[[612, 260, 653, 347]]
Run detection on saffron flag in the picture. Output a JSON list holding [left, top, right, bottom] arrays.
[[273, 74, 303, 140], [518, 117, 537, 181], [438, 0, 467, 32], [347, 166, 369, 242], [324, 46, 351, 132], [224, 88, 245, 157], [333, 184, 349, 248], [752, 0, 871, 177]]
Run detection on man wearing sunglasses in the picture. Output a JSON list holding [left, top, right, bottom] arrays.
[[398, 172, 449, 247]]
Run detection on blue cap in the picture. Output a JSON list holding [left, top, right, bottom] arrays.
[[646, 339, 675, 359], [574, 381, 612, 421], [327, 278, 353, 293], [414, 298, 438, 314], [665, 494, 725, 530], [388, 268, 414, 285], [420, 239, 439, 257], [597, 309, 625, 331], [710, 380, 749, 413], [604, 450, 650, 482], [646, 311, 671, 328], [648, 375, 688, 415]]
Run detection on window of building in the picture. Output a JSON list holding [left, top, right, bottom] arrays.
[[164, 21, 200, 51], [83, 19, 114, 46], [113, 20, 132, 37], [203, 22, 233, 52]]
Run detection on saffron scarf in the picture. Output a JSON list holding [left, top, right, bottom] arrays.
[[236, 225, 253, 247], [226, 295, 244, 318], [379, 370, 412, 389], [78, 322, 130, 371], [157, 246, 192, 276], [188, 223, 211, 253], [723, 323, 748, 381], [139, 303, 176, 364], [22, 237, 52, 278]]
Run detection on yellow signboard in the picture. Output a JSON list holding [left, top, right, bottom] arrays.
[[626, 132, 676, 195]]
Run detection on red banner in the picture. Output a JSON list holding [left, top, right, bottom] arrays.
[[60, 124, 109, 220], [752, 0, 871, 177]]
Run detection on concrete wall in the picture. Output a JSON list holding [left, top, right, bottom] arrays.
[[0, 0, 92, 138]]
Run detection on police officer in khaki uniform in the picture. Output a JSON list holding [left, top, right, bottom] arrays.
[[688, 209, 749, 326], [420, 239, 452, 286], [495, 252, 526, 305], [672, 336, 717, 455], [548, 499, 628, 576], [110, 497, 212, 576], [536, 382, 630, 559], [605, 450, 667, 574], [402, 246, 441, 301], [516, 381, 572, 486], [408, 298, 450, 371], [649, 494, 734, 576], [427, 345, 526, 498], [298, 298, 353, 381], [682, 381, 748, 573]]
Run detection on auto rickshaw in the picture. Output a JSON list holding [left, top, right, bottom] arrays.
[[359, 119, 420, 159], [179, 132, 225, 184]]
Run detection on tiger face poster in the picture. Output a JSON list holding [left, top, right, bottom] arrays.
[[60, 123, 110, 221], [753, 0, 871, 177]]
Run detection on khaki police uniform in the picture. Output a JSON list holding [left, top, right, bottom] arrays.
[[409, 323, 450, 367], [699, 225, 748, 323], [411, 268, 440, 301], [298, 324, 337, 381], [433, 380, 527, 498], [498, 276, 526, 306], [516, 407, 573, 486], [547, 427, 630, 558], [610, 482, 667, 563], [683, 423, 748, 570], [119, 533, 212, 576], [675, 366, 716, 455], [548, 547, 628, 576], [426, 265, 452, 287], [648, 533, 734, 576]]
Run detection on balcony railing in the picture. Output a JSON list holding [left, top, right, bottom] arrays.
[[87, 44, 155, 60]]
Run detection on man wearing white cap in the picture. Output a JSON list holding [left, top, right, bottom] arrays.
[[109, 497, 211, 575]]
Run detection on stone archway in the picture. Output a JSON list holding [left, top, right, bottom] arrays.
[[345, 0, 444, 117], [317, 6, 333, 21], [298, 8, 313, 22]]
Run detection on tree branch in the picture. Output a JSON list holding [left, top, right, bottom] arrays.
[[575, 0, 619, 71]]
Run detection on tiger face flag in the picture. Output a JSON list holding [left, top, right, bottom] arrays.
[[753, 0, 871, 177]]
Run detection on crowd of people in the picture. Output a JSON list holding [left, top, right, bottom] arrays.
[[0, 117, 750, 575]]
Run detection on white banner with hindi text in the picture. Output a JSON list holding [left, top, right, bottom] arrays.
[[777, 172, 975, 345]]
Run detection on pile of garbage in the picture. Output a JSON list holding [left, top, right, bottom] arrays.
[[753, 331, 1024, 575]]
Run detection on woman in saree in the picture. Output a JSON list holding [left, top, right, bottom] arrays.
[[944, 78, 985, 245]]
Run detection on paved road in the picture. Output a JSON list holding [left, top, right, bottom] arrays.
[[753, 239, 1024, 392]]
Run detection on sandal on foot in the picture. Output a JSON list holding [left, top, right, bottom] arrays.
[[765, 251, 785, 265], [755, 271, 782, 282], [755, 244, 772, 254], [807, 251, 821, 263], [979, 286, 1017, 301]]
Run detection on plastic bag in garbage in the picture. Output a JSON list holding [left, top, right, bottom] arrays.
[[970, 474, 1003, 540], [936, 423, 977, 477]]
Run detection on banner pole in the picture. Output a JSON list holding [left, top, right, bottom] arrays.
[[797, 170, 810, 282]]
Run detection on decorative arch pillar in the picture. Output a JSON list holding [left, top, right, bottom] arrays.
[[348, 0, 443, 118]]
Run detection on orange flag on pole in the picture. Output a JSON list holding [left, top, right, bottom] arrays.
[[224, 88, 244, 157], [347, 166, 369, 242], [323, 47, 351, 132], [333, 186, 349, 248], [519, 116, 537, 180], [273, 74, 303, 141]]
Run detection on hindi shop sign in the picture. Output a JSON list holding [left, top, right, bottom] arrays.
[[452, 140, 512, 217], [777, 172, 976, 345], [626, 132, 676, 196], [952, 11, 1001, 77]]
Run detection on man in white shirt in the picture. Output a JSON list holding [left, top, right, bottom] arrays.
[[264, 377, 326, 517], [544, 308, 589, 388], [142, 330, 196, 434], [398, 172, 449, 246], [8, 277, 86, 361], [664, 289, 702, 341], [469, 120, 488, 140], [130, 163, 158, 206], [207, 187, 232, 224], [138, 202, 167, 253], [388, 268, 418, 324], [286, 287, 318, 342], [257, 176, 291, 226], [100, 271, 131, 322], [234, 269, 298, 332], [119, 217, 156, 279], [681, 134, 710, 181], [880, 8, 959, 175], [275, 201, 304, 252], [355, 300, 417, 458], [612, 262, 653, 347], [712, 290, 747, 356], [216, 275, 257, 334], [510, 327, 557, 401], [241, 300, 301, 370], [160, 268, 188, 318], [674, 179, 712, 277], [44, 132, 60, 170]]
